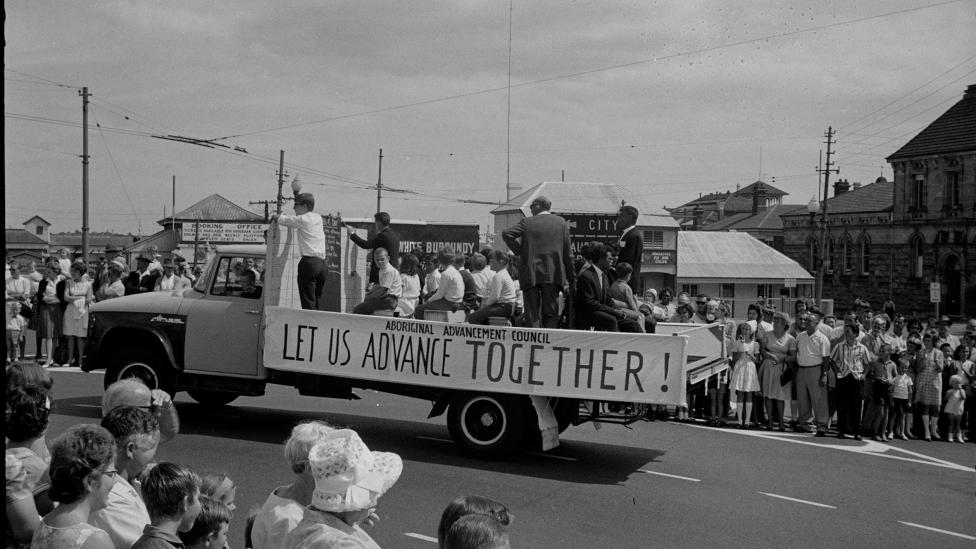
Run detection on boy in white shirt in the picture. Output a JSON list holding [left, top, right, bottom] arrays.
[[467, 251, 517, 325], [353, 248, 402, 315]]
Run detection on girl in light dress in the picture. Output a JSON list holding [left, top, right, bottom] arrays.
[[730, 321, 761, 428], [943, 375, 966, 443], [395, 254, 421, 317], [61, 263, 93, 368]]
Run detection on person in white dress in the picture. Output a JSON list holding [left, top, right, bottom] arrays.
[[395, 254, 421, 318], [61, 262, 93, 368]]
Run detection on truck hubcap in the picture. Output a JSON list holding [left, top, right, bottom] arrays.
[[460, 397, 506, 445]]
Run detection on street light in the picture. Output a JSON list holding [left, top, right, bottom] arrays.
[[807, 195, 827, 309]]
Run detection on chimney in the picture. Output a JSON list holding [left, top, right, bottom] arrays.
[[692, 205, 704, 230], [834, 178, 851, 196], [852, 182, 862, 190], [966, 84, 976, 100], [752, 181, 767, 216]]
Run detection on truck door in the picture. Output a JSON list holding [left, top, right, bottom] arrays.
[[183, 255, 265, 377]]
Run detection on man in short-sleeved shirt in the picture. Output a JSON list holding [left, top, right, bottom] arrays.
[[795, 313, 832, 436]]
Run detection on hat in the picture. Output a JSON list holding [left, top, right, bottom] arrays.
[[111, 259, 128, 270], [645, 289, 658, 299], [938, 315, 951, 325], [309, 429, 402, 513], [162, 259, 175, 269], [135, 255, 151, 263]]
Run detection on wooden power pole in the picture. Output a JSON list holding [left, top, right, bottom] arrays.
[[80, 87, 90, 263], [376, 148, 383, 212]]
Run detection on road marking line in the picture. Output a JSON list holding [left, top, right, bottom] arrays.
[[683, 423, 972, 472], [416, 436, 452, 443], [757, 492, 836, 509], [638, 470, 701, 482], [529, 452, 578, 461], [898, 521, 976, 540], [404, 532, 438, 543]]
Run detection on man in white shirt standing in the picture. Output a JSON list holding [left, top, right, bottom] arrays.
[[353, 248, 402, 315], [273, 193, 326, 310], [468, 251, 517, 325], [414, 249, 463, 320], [795, 312, 832, 437]]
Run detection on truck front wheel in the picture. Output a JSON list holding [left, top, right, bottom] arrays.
[[105, 349, 175, 396], [447, 393, 526, 459]]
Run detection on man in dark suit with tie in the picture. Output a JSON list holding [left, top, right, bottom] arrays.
[[614, 205, 643, 295], [348, 212, 400, 284], [575, 242, 641, 332], [502, 196, 575, 328]]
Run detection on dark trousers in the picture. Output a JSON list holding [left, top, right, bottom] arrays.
[[522, 283, 561, 328], [644, 315, 657, 334], [836, 375, 863, 435], [468, 303, 516, 325], [297, 257, 326, 310], [414, 298, 459, 320], [353, 295, 398, 315]]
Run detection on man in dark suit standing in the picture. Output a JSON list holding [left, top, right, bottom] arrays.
[[348, 212, 400, 284], [575, 242, 641, 332], [615, 205, 643, 295], [502, 196, 574, 328]]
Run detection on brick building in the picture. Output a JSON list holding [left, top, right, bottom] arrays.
[[780, 84, 976, 318]]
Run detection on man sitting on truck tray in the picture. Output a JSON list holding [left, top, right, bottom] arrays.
[[353, 248, 402, 315], [414, 249, 464, 320], [467, 251, 517, 325], [272, 192, 326, 310], [453, 253, 480, 312], [574, 242, 641, 333]]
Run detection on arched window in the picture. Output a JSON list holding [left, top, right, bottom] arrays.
[[858, 235, 871, 275], [842, 235, 855, 275], [825, 236, 836, 274], [909, 234, 924, 278]]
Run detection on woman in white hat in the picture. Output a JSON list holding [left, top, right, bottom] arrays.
[[284, 429, 401, 549]]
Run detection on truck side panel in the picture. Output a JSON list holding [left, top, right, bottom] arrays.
[[262, 307, 688, 405]]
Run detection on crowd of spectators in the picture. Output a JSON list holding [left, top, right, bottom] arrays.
[[6, 364, 511, 548], [5, 247, 198, 369]]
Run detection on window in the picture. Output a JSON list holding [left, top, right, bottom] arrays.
[[911, 175, 926, 210], [35, 226, 44, 236], [757, 284, 773, 301], [681, 284, 699, 296], [825, 237, 835, 274], [910, 236, 924, 278], [858, 236, 870, 275], [720, 283, 735, 299], [842, 237, 854, 274], [209, 256, 265, 297], [945, 172, 961, 209], [643, 230, 664, 249]]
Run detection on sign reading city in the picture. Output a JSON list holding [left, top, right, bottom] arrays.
[[929, 282, 941, 303], [179, 222, 267, 244]]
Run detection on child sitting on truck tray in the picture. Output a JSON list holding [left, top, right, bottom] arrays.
[[608, 262, 645, 333], [353, 248, 402, 315]]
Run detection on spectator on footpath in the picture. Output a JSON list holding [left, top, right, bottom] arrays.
[[173, 255, 195, 286], [36, 263, 64, 368], [5, 386, 54, 547], [61, 262, 94, 368], [353, 249, 402, 315], [670, 302, 695, 323], [937, 316, 960, 349], [131, 463, 202, 549], [830, 323, 869, 440], [443, 514, 510, 549], [179, 498, 231, 549], [913, 332, 944, 441], [863, 344, 896, 441], [284, 429, 402, 549], [6, 362, 53, 393], [154, 260, 188, 294], [92, 407, 160, 549], [56, 249, 72, 279], [31, 425, 116, 549], [395, 254, 421, 318], [691, 295, 710, 324], [467, 252, 517, 326], [126, 256, 161, 296], [348, 212, 400, 285], [886, 314, 909, 355], [7, 302, 28, 364], [415, 250, 464, 320], [614, 205, 643, 296], [103, 379, 179, 443], [468, 253, 494, 304], [251, 421, 334, 549], [96, 263, 127, 302], [199, 473, 237, 514], [888, 356, 915, 440], [795, 312, 832, 436], [658, 288, 676, 321], [501, 196, 574, 329], [860, 317, 890, 362], [273, 191, 326, 310], [759, 312, 796, 431], [943, 375, 966, 443], [437, 496, 512, 549], [574, 243, 640, 333], [92, 247, 115, 291], [729, 322, 760, 428]]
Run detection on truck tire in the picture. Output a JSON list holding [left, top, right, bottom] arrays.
[[105, 349, 175, 396], [447, 393, 526, 459], [187, 390, 238, 407]]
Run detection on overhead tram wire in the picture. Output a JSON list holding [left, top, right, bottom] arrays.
[[836, 93, 965, 156], [205, 0, 966, 141], [90, 107, 143, 232], [3, 68, 80, 89]]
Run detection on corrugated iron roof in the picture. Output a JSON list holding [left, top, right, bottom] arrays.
[[50, 233, 137, 247], [678, 231, 812, 281], [491, 181, 678, 227], [888, 84, 976, 160], [781, 180, 893, 217], [5, 229, 48, 247], [158, 193, 264, 225], [22, 215, 52, 226], [703, 203, 806, 232]]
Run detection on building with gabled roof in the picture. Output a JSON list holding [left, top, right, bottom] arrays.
[[669, 180, 789, 229], [5, 228, 49, 261]]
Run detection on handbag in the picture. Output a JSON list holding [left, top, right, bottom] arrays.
[[780, 365, 795, 386]]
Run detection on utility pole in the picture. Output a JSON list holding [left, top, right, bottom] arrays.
[[815, 126, 839, 309], [80, 87, 90, 264], [171, 175, 177, 243], [376, 148, 383, 212], [275, 150, 286, 215], [249, 200, 274, 221]]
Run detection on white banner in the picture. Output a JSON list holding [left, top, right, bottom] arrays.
[[179, 222, 268, 243], [263, 308, 688, 405]]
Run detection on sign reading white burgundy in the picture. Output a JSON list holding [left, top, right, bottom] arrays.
[[264, 308, 687, 405]]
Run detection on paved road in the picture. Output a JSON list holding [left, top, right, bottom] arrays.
[[45, 369, 974, 549]]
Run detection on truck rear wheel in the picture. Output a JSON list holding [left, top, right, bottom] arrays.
[[447, 393, 526, 459], [105, 349, 175, 396], [187, 390, 238, 407]]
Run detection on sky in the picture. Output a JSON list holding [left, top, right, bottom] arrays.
[[5, 0, 976, 237]]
